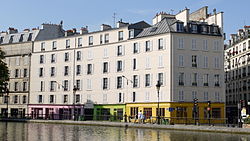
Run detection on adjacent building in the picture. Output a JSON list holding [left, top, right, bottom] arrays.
[[0, 24, 64, 117], [29, 6, 225, 123], [224, 26, 250, 123]]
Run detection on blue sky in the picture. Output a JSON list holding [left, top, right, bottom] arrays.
[[0, 0, 249, 41]]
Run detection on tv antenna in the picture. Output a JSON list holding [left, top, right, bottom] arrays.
[[113, 13, 117, 28]]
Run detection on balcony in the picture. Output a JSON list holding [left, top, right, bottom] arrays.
[[215, 83, 220, 87], [203, 83, 209, 86], [192, 82, 197, 86], [179, 82, 184, 86], [243, 86, 247, 91], [192, 63, 197, 68], [242, 73, 246, 77]]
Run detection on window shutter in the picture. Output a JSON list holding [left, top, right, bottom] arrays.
[[150, 74, 153, 87], [123, 61, 125, 71], [123, 45, 125, 56], [138, 42, 140, 53], [138, 75, 140, 88], [163, 38, 166, 50], [37, 95, 39, 104], [151, 40, 153, 51], [54, 95, 56, 103]]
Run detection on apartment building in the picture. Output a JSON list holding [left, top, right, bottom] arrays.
[[29, 6, 225, 122], [224, 26, 250, 123], [0, 24, 64, 117]]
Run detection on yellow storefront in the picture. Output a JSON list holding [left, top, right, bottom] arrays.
[[126, 102, 225, 124]]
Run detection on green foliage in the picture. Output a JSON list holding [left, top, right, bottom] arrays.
[[0, 49, 9, 94], [243, 117, 250, 124]]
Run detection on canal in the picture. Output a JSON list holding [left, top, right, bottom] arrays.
[[0, 122, 250, 141]]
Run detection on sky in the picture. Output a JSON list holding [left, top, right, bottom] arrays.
[[0, 0, 249, 41]]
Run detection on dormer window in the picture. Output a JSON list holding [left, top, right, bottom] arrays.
[[213, 26, 218, 34], [118, 31, 123, 41], [27, 33, 33, 41], [201, 25, 207, 34], [129, 30, 134, 39], [19, 34, 24, 42], [191, 24, 197, 33], [66, 39, 70, 48], [104, 34, 109, 43], [177, 23, 184, 32], [0, 37, 3, 44], [9, 35, 14, 43]]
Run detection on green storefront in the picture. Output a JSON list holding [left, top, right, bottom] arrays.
[[93, 104, 126, 121]]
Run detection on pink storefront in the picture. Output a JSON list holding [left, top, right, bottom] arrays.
[[28, 104, 84, 120]]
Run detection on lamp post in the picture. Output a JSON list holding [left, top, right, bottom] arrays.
[[73, 85, 78, 121], [236, 53, 250, 128], [122, 75, 133, 102], [156, 81, 161, 124]]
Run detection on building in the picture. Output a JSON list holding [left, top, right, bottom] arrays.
[[0, 24, 64, 117], [224, 26, 250, 124], [29, 6, 225, 123]]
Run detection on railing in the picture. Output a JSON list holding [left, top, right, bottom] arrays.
[[0, 113, 229, 126]]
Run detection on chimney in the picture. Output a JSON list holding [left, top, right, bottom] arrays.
[[153, 12, 175, 25], [101, 24, 112, 31], [116, 19, 129, 28], [23, 29, 30, 32], [80, 26, 88, 34], [65, 29, 74, 37], [8, 27, 18, 34]]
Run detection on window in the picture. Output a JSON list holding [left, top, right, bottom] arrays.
[[38, 95, 43, 103], [129, 30, 134, 38], [158, 38, 163, 50], [78, 38, 82, 47], [66, 39, 70, 48], [100, 35, 103, 44], [117, 45, 123, 56], [192, 73, 197, 86], [23, 69, 28, 77], [13, 95, 18, 104], [63, 95, 68, 103], [76, 80, 81, 90], [177, 23, 184, 32], [104, 34, 109, 43], [103, 62, 108, 73], [212, 108, 221, 118], [133, 43, 139, 53], [76, 94, 80, 103], [23, 96, 27, 104], [51, 54, 56, 63], [76, 65, 81, 75], [176, 107, 187, 118], [49, 95, 54, 103], [40, 55, 44, 64], [179, 72, 184, 86], [40, 81, 44, 92], [76, 51, 81, 61], [27, 33, 33, 41], [23, 82, 27, 91], [87, 64, 93, 74], [203, 74, 209, 86], [214, 41, 220, 51], [178, 55, 184, 67], [64, 66, 69, 76], [145, 40, 150, 52], [3, 96, 8, 104], [64, 52, 69, 62], [133, 58, 137, 70], [117, 76, 122, 89], [204, 56, 208, 68], [51, 67, 55, 77], [87, 79, 92, 90], [192, 39, 196, 49], [145, 74, 150, 87], [191, 24, 197, 33], [39, 68, 43, 77], [214, 57, 220, 69], [158, 73, 163, 85], [19, 34, 24, 42], [52, 41, 57, 50], [103, 48, 108, 57], [118, 93, 122, 102], [41, 42, 45, 51], [192, 55, 197, 67], [133, 75, 139, 88], [89, 36, 93, 45], [132, 92, 136, 102], [103, 78, 108, 90], [156, 108, 165, 117], [145, 57, 150, 69], [103, 94, 107, 103], [130, 107, 139, 116], [15, 69, 19, 78], [192, 91, 197, 99], [63, 80, 69, 91], [158, 56, 163, 67], [117, 60, 123, 72], [118, 31, 123, 41], [204, 92, 208, 101], [214, 74, 220, 87], [178, 91, 184, 101], [178, 38, 184, 49], [50, 81, 56, 91], [0, 37, 3, 44], [203, 40, 208, 50]]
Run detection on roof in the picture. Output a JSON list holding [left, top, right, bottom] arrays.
[[136, 18, 177, 38], [0, 30, 39, 44]]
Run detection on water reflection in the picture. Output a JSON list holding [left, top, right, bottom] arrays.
[[0, 122, 250, 141]]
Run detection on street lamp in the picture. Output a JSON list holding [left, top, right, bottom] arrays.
[[73, 85, 78, 121], [236, 52, 250, 128], [156, 81, 161, 124]]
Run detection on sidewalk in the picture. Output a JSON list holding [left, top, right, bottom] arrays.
[[1, 118, 250, 134]]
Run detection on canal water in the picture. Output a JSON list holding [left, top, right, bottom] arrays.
[[0, 122, 250, 141]]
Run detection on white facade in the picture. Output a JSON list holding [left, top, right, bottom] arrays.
[[29, 7, 225, 110]]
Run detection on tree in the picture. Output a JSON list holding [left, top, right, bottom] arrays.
[[0, 49, 9, 95]]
